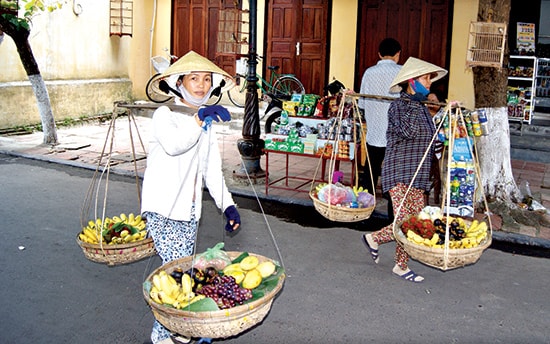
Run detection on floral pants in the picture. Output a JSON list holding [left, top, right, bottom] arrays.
[[144, 208, 198, 343], [371, 183, 425, 270]]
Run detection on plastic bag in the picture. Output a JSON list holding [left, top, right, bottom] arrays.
[[193, 242, 232, 270], [317, 183, 348, 205]]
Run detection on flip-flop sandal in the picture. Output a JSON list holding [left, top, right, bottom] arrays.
[[362, 234, 379, 264], [397, 270, 424, 283]]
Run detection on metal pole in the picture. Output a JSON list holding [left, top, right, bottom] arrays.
[[235, 0, 265, 180]]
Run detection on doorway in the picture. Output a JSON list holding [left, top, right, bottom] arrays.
[[265, 0, 331, 95]]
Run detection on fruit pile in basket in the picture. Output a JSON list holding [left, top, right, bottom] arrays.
[[311, 182, 375, 209], [79, 213, 147, 245], [401, 207, 488, 249], [147, 253, 283, 311]]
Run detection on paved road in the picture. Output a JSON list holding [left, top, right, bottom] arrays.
[[1, 154, 548, 344]]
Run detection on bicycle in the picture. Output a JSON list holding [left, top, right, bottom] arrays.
[[212, 56, 305, 108]]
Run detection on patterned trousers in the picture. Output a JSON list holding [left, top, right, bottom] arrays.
[[145, 208, 198, 343], [371, 183, 425, 269]]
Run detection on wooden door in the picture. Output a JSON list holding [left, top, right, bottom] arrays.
[[355, 0, 451, 93], [172, 0, 241, 76], [266, 0, 330, 95]]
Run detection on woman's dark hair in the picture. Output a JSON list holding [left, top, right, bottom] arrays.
[[379, 38, 401, 57]]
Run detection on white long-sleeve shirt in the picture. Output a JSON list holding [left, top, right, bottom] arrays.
[[141, 106, 235, 221]]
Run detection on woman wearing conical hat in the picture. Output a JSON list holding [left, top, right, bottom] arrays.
[[141, 51, 242, 343], [362, 57, 448, 283]]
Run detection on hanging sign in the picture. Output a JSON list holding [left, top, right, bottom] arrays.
[[517, 22, 536, 54]]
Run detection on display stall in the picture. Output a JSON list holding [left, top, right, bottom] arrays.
[[263, 93, 359, 195]]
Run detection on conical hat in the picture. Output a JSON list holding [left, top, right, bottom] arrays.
[[149, 51, 235, 98], [389, 57, 448, 93]]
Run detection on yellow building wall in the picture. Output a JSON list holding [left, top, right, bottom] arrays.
[[0, 0, 134, 128], [0, 0, 481, 128], [447, 0, 478, 109], [328, 0, 358, 89]]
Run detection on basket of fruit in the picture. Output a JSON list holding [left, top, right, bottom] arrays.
[[142, 251, 285, 339], [76, 213, 156, 266], [310, 184, 375, 222], [393, 207, 492, 271]]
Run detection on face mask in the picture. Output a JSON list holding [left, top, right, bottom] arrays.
[[179, 85, 213, 107], [408, 79, 429, 101]]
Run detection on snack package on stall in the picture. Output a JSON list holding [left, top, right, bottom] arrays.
[[193, 242, 232, 270]]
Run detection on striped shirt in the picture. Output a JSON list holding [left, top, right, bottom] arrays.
[[381, 92, 436, 194], [358, 59, 402, 147]]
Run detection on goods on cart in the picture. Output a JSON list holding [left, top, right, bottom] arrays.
[[309, 93, 376, 222], [76, 212, 156, 266], [143, 250, 285, 339]]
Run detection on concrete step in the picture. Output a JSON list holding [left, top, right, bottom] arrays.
[[509, 119, 550, 163]]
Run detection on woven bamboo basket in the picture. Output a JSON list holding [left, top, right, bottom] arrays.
[[393, 221, 491, 271], [143, 251, 285, 339], [310, 192, 375, 222], [76, 234, 156, 266]]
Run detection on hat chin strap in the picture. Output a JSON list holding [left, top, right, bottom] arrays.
[[179, 85, 213, 107]]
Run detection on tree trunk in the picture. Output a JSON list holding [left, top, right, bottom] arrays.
[[470, 0, 549, 228], [475, 107, 521, 203], [472, 0, 519, 205], [0, 18, 58, 144]]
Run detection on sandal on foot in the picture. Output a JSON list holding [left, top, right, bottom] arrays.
[[170, 335, 192, 344], [362, 234, 379, 264], [395, 269, 424, 283]]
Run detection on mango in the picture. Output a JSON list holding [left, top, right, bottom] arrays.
[[242, 269, 262, 289], [239, 256, 259, 271], [255, 261, 276, 278]]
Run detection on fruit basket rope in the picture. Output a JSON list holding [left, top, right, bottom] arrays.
[[309, 93, 376, 222], [391, 104, 492, 270], [143, 251, 285, 339], [78, 103, 155, 265]]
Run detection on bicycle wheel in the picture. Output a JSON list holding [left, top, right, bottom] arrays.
[[146, 74, 172, 103], [272, 75, 305, 97], [227, 75, 247, 108]]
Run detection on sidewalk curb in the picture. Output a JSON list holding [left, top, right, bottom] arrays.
[[3, 148, 550, 250]]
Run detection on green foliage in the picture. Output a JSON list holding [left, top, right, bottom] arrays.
[[1, 0, 64, 31]]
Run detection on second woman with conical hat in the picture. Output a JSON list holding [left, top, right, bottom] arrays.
[[362, 57, 448, 283]]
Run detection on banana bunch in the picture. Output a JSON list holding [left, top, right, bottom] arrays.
[[315, 183, 327, 192], [407, 230, 439, 247], [78, 213, 147, 245], [150, 270, 204, 309], [463, 220, 488, 247]]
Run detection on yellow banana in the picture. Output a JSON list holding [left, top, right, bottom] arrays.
[[152, 274, 162, 291], [128, 213, 135, 224], [83, 228, 98, 243], [87, 220, 96, 229], [158, 290, 176, 305], [181, 273, 193, 294], [79, 233, 92, 243], [112, 216, 122, 223], [429, 233, 439, 246], [467, 220, 479, 233], [120, 213, 128, 223], [150, 287, 162, 304]]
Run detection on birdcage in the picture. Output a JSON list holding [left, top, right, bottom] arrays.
[[216, 7, 249, 56], [466, 22, 507, 68]]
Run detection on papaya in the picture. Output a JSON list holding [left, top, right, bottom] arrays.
[[239, 255, 259, 271], [242, 269, 262, 289]]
